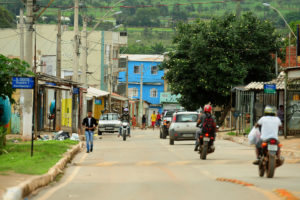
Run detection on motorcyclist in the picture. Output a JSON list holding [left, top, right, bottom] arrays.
[[118, 108, 131, 137], [194, 105, 216, 151], [253, 105, 284, 165]]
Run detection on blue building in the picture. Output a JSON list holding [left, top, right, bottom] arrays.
[[118, 54, 165, 118]]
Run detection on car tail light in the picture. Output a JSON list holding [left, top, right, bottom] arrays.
[[172, 115, 176, 122], [174, 133, 178, 137], [205, 133, 209, 137], [210, 137, 214, 140], [270, 139, 277, 144], [278, 144, 283, 147], [261, 142, 267, 148], [200, 135, 203, 139]]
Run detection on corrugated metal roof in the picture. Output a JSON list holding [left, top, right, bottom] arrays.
[[120, 54, 164, 62], [245, 72, 285, 90]]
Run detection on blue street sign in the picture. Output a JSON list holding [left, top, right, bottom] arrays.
[[12, 77, 34, 89], [264, 84, 276, 94], [46, 82, 56, 86], [73, 87, 79, 94]]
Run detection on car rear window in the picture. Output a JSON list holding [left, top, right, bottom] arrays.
[[176, 114, 198, 122], [100, 114, 119, 120], [165, 111, 174, 117]]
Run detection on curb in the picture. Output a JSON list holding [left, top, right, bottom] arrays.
[[219, 135, 300, 159], [2, 142, 83, 200]]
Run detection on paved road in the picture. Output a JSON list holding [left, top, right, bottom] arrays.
[[30, 130, 300, 200]]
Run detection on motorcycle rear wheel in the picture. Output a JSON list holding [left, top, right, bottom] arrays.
[[200, 143, 208, 160], [258, 160, 265, 177], [267, 155, 276, 178]]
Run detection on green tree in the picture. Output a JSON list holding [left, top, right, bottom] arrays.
[[0, 54, 33, 103], [0, 6, 15, 28], [150, 42, 166, 54], [161, 13, 283, 124]]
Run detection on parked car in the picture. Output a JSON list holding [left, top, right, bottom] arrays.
[[160, 110, 175, 139], [169, 111, 199, 145], [98, 113, 121, 135]]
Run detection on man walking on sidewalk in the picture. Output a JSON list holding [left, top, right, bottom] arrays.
[[82, 111, 98, 153]]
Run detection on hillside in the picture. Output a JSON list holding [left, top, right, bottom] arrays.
[[1, 0, 300, 53]]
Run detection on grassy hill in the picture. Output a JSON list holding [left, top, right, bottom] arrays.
[[1, 0, 300, 53]]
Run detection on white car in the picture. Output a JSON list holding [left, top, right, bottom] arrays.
[[98, 113, 121, 134], [169, 111, 199, 145]]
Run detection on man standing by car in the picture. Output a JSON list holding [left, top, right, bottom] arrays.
[[82, 111, 98, 153], [151, 111, 157, 130]]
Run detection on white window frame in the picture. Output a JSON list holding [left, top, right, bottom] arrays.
[[129, 87, 139, 97], [151, 65, 158, 75], [150, 88, 158, 98], [134, 65, 140, 74]]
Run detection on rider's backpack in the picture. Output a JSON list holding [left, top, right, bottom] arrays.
[[202, 115, 215, 134]]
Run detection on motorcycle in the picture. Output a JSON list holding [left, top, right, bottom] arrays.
[[199, 132, 215, 160], [120, 122, 129, 141], [258, 138, 284, 178]]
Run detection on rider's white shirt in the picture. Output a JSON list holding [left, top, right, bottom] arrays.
[[257, 116, 282, 140]]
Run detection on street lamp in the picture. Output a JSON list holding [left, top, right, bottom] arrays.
[[262, 2, 296, 38]]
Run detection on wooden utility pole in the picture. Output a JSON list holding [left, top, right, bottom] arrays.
[[72, 0, 79, 133], [82, 16, 87, 84], [125, 56, 129, 106], [139, 64, 143, 126], [56, 9, 62, 131]]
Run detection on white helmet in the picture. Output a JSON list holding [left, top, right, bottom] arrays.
[[124, 108, 129, 112]]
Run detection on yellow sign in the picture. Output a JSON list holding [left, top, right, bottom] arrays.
[[298, 56, 300, 64], [61, 98, 72, 127]]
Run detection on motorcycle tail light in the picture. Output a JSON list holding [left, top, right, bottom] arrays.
[[205, 133, 209, 137], [270, 139, 277, 144], [210, 137, 214, 140], [261, 142, 267, 148]]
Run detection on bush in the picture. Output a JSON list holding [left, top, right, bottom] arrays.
[[0, 127, 7, 154]]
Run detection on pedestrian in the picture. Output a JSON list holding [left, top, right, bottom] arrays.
[[277, 105, 284, 135], [132, 115, 137, 129], [82, 111, 98, 153], [156, 112, 161, 127], [142, 114, 146, 129], [151, 111, 157, 130]]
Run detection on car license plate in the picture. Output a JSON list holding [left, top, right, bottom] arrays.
[[105, 127, 114, 130], [183, 134, 193, 137], [204, 137, 210, 142], [268, 144, 278, 151]]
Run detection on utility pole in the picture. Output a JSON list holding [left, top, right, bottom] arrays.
[[108, 45, 113, 112], [289, 32, 291, 68], [82, 16, 87, 84], [125, 56, 129, 108], [21, 0, 34, 141], [56, 9, 62, 131], [139, 64, 143, 126], [20, 8, 24, 60], [72, 0, 79, 133], [25, 0, 33, 69], [73, 0, 79, 82]]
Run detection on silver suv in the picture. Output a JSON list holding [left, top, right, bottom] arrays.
[[98, 113, 121, 134], [169, 112, 199, 145]]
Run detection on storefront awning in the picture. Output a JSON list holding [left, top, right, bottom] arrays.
[[86, 87, 109, 98]]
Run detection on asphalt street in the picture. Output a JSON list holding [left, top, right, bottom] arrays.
[[30, 129, 300, 200]]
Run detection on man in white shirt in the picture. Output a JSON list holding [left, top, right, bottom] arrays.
[[253, 106, 282, 165]]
